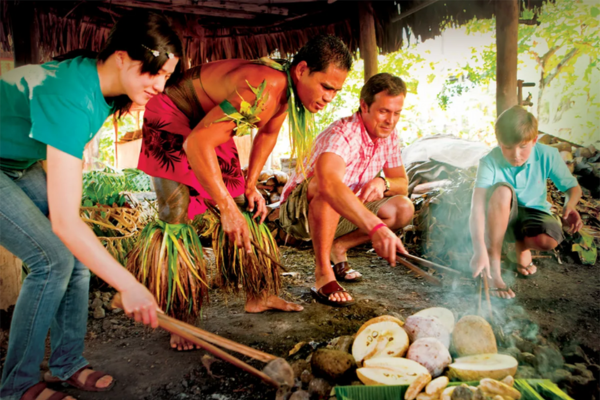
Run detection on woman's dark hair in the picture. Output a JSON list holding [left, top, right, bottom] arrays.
[[98, 10, 183, 117], [291, 35, 353, 74]]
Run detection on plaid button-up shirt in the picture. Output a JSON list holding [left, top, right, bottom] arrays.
[[281, 112, 403, 202]]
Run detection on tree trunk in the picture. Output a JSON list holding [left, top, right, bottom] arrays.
[[495, 0, 519, 116], [359, 1, 378, 82], [11, 2, 40, 67]]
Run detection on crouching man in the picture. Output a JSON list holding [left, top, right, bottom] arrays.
[[469, 106, 583, 298], [279, 73, 414, 307]]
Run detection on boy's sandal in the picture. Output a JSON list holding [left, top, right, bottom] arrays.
[[311, 280, 356, 307], [516, 262, 537, 279], [331, 261, 363, 283], [44, 366, 115, 392], [21, 382, 70, 400]]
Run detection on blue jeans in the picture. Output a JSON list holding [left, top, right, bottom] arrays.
[[0, 163, 89, 400]]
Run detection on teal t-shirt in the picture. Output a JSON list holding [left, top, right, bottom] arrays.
[[0, 56, 111, 169], [475, 143, 578, 214]]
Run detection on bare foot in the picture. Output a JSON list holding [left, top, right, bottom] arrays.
[[489, 275, 515, 299], [171, 334, 200, 351], [245, 295, 304, 313]]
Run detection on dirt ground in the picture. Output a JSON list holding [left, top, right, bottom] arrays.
[[1, 244, 599, 400]]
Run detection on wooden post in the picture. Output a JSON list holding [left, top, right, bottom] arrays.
[[495, 0, 519, 116], [11, 3, 40, 67], [0, 246, 22, 311], [358, 1, 378, 82]]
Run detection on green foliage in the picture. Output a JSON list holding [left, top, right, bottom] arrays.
[[82, 167, 152, 206], [96, 113, 142, 167]]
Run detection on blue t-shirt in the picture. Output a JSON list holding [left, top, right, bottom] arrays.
[[0, 56, 111, 169], [475, 143, 578, 214]]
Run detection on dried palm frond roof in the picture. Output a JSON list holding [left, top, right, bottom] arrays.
[[0, 0, 549, 65]]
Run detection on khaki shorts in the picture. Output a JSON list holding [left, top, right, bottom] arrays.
[[279, 179, 395, 241], [485, 182, 564, 244]]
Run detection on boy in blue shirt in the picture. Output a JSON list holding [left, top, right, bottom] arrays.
[[469, 106, 582, 299]]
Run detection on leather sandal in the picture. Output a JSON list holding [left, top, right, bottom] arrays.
[[44, 366, 114, 392], [20, 382, 70, 400], [331, 261, 363, 283], [310, 280, 356, 307]]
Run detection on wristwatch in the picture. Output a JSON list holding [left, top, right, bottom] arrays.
[[378, 176, 390, 192]]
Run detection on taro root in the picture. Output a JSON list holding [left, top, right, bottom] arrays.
[[426, 376, 449, 395], [357, 357, 429, 386], [407, 337, 452, 377], [448, 354, 517, 381], [451, 385, 473, 400], [404, 315, 451, 349], [352, 316, 409, 365], [413, 307, 456, 333], [452, 316, 497, 357], [478, 378, 521, 399], [310, 349, 356, 381]]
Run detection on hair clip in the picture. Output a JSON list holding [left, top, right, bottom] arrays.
[[142, 44, 161, 58], [165, 52, 175, 59]]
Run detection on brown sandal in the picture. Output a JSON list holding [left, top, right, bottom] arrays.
[[21, 382, 70, 400], [44, 366, 115, 392], [331, 261, 363, 282], [310, 280, 356, 307]]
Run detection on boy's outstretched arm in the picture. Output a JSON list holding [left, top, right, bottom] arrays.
[[563, 185, 583, 233], [469, 187, 491, 278]]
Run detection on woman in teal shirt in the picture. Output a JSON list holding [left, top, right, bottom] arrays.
[[0, 11, 181, 400]]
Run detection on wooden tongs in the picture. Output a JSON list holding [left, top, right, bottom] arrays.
[[394, 252, 461, 286]]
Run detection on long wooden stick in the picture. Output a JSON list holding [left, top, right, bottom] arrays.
[[250, 238, 288, 272], [112, 295, 280, 388], [396, 256, 442, 286], [398, 253, 462, 275], [482, 275, 494, 324]]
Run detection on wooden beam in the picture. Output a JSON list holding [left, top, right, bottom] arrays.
[[391, 0, 439, 24], [104, 0, 257, 19], [359, 1, 378, 82], [495, 0, 519, 116], [194, 1, 288, 16], [11, 2, 39, 67]]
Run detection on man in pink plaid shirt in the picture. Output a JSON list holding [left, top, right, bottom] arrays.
[[279, 73, 414, 307]]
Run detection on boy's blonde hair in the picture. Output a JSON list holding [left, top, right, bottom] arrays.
[[495, 105, 538, 145]]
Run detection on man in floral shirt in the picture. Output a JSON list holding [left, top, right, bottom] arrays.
[[280, 73, 414, 307]]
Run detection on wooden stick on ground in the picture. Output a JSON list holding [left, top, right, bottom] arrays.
[[398, 253, 462, 275], [395, 255, 442, 286], [112, 295, 281, 387]]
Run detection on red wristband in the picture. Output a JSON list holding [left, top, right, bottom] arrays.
[[368, 223, 387, 239]]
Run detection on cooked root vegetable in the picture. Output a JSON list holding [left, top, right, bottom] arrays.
[[426, 376, 449, 395], [502, 375, 514, 387], [479, 378, 521, 399], [451, 315, 497, 356], [417, 393, 439, 400], [405, 373, 432, 400], [414, 307, 455, 333], [407, 338, 452, 377], [310, 349, 356, 381], [353, 316, 409, 364], [273, 171, 289, 185], [440, 386, 456, 400], [357, 357, 429, 386], [448, 354, 517, 381], [404, 315, 450, 348]]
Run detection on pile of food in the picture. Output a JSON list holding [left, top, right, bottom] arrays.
[[243, 168, 290, 205], [282, 307, 585, 400]]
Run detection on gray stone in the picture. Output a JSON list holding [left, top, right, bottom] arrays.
[[93, 307, 106, 319], [308, 378, 332, 400], [300, 370, 314, 386], [102, 319, 113, 331], [519, 352, 537, 367], [562, 344, 590, 364], [515, 365, 539, 379], [534, 345, 564, 373], [289, 390, 310, 400], [91, 298, 104, 309], [499, 346, 521, 360], [513, 335, 535, 354], [542, 368, 572, 384]]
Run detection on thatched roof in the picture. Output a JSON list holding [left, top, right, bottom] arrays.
[[1, 0, 548, 65]]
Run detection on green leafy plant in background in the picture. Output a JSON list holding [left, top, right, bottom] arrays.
[[82, 167, 152, 207]]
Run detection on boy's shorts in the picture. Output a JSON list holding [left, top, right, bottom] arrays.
[[279, 178, 395, 241], [485, 182, 564, 244]]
